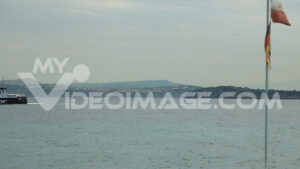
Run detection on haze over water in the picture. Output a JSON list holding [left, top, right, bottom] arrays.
[[0, 99, 299, 169]]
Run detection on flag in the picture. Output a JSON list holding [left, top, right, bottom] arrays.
[[271, 0, 291, 26], [265, 23, 271, 68]]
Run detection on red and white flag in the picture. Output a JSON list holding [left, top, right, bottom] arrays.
[[271, 0, 291, 26]]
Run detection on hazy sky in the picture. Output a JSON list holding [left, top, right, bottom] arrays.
[[0, 0, 299, 89]]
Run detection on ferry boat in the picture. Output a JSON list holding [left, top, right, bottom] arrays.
[[0, 78, 27, 104]]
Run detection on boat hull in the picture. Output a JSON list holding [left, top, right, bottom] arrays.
[[0, 97, 27, 104]]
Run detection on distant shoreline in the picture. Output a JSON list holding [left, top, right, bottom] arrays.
[[2, 79, 300, 100]]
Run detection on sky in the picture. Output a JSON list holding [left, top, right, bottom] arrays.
[[0, 0, 299, 89]]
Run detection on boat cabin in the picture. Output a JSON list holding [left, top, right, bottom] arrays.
[[0, 87, 8, 98], [0, 87, 6, 94]]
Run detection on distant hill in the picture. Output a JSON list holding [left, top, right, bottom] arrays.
[[193, 86, 300, 99], [71, 80, 182, 89], [249, 80, 300, 91], [1, 79, 25, 86], [2, 79, 300, 99], [1, 79, 182, 89], [1, 78, 38, 86]]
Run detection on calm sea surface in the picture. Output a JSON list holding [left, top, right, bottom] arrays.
[[0, 99, 299, 169]]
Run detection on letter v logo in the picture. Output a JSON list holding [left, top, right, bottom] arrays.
[[18, 64, 90, 111]]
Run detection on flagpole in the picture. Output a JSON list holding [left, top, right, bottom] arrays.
[[265, 0, 270, 169]]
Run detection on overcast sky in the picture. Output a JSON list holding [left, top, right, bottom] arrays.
[[0, 0, 299, 89]]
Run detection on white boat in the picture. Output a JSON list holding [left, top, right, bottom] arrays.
[[0, 78, 27, 104]]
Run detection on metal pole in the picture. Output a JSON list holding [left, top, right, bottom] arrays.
[[265, 0, 271, 169]]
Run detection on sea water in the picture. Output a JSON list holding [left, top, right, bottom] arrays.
[[0, 99, 299, 169]]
